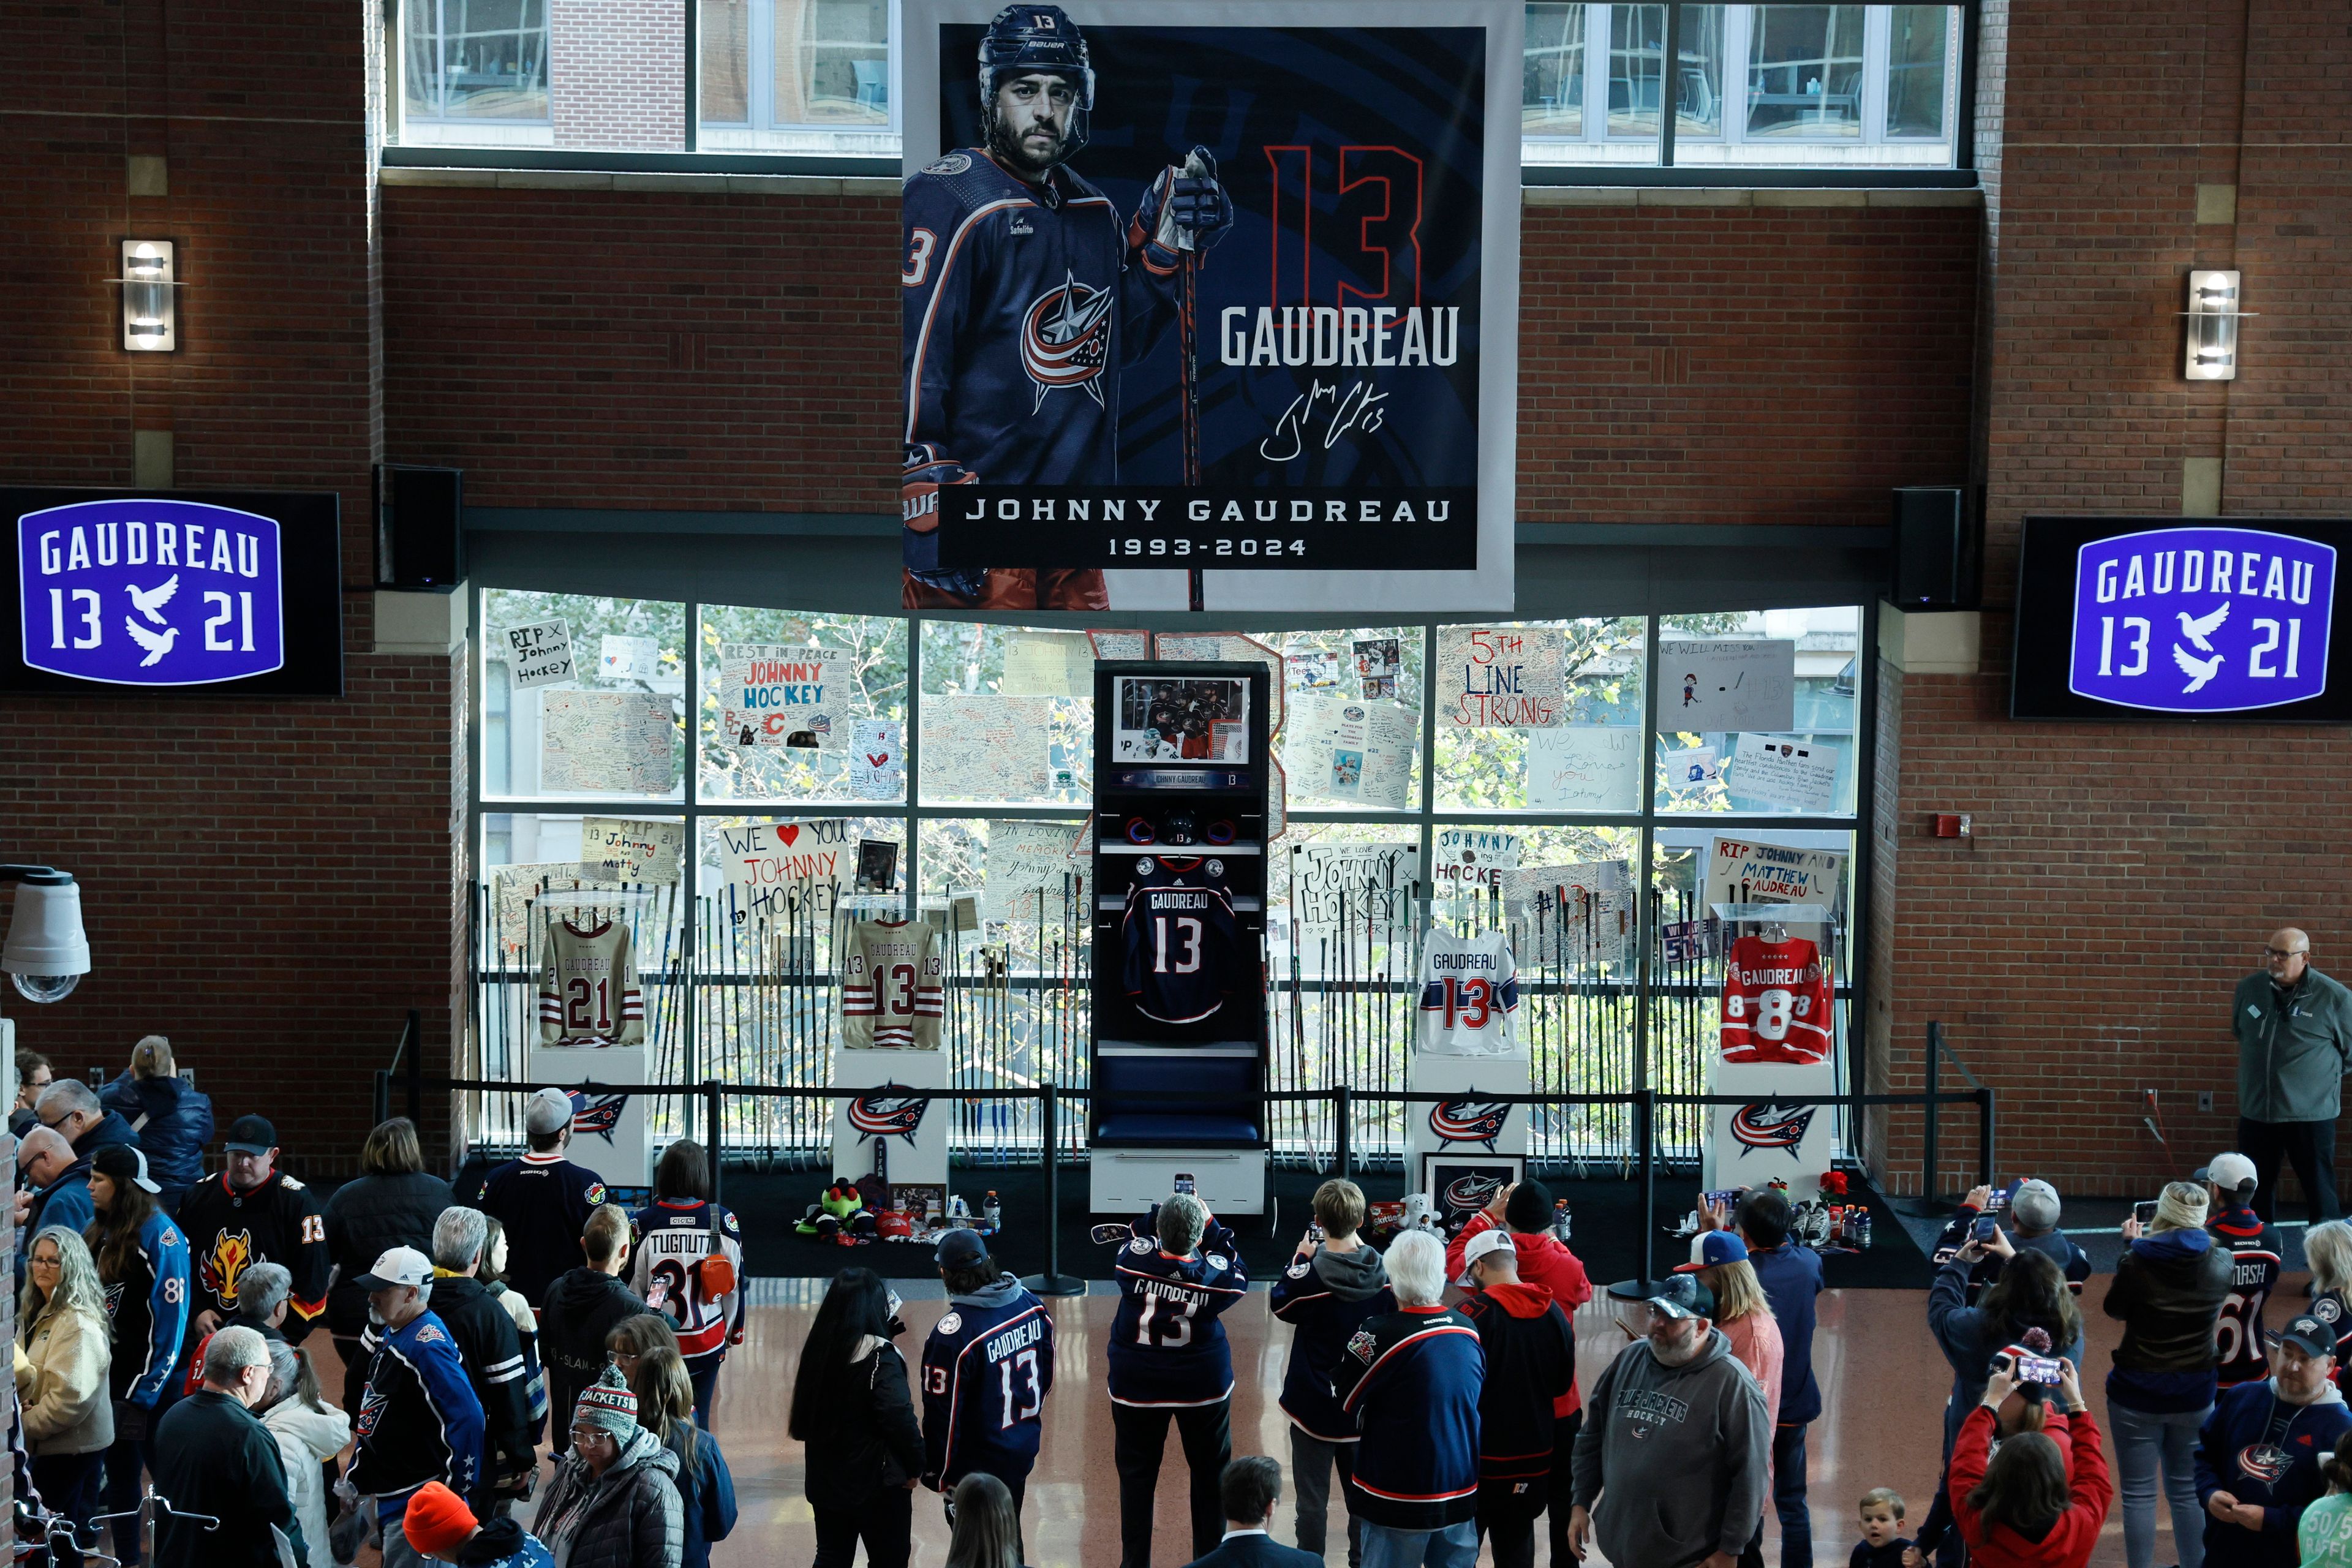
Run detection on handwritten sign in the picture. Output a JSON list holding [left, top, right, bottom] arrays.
[[1326, 699, 1416, 808], [1657, 639, 1796, 733], [713, 818, 854, 924], [1527, 726, 1640, 810], [489, 861, 615, 954], [850, 717, 904, 801], [581, 818, 684, 885], [540, 691, 676, 793], [502, 619, 575, 690], [1292, 843, 1419, 930], [720, 643, 847, 748], [1729, 733, 1839, 814], [1437, 626, 1564, 729], [1087, 628, 1152, 662], [598, 634, 659, 681], [926, 695, 1050, 799], [1704, 837, 1847, 918], [1432, 828, 1521, 894], [982, 819, 1089, 924], [1661, 743, 1719, 791], [1003, 633, 1085, 698]]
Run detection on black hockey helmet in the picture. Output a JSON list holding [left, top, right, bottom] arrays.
[[977, 4, 1093, 162]]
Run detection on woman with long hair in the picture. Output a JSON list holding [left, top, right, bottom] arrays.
[[628, 1346, 736, 1568], [1932, 1232, 2084, 1449], [2301, 1428, 2352, 1565], [17, 1226, 116, 1551], [2101, 1180, 2231, 1568], [2307, 1219, 2352, 1379], [946, 1472, 1031, 1568], [318, 1116, 453, 1415], [788, 1268, 922, 1568], [605, 1311, 680, 1390], [255, 1340, 350, 1568], [1950, 1357, 2111, 1567], [83, 1144, 190, 1568], [478, 1214, 549, 1443], [630, 1138, 744, 1429], [97, 1036, 213, 1214], [1689, 1231, 1784, 1562]]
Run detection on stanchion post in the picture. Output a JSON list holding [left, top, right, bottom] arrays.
[[405, 1008, 424, 1126], [1334, 1084, 1351, 1180], [1976, 1086, 1995, 1191], [1921, 1019, 1942, 1200], [1024, 1084, 1083, 1296], [373, 1069, 390, 1131], [706, 1080, 724, 1205], [1637, 1088, 1656, 1291]]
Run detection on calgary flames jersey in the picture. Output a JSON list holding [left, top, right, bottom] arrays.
[[842, 919, 946, 1049], [1719, 934, 1833, 1064], [176, 1169, 331, 1327], [537, 916, 645, 1047]]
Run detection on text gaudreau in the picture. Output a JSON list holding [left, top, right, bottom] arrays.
[[937, 486, 1477, 570]]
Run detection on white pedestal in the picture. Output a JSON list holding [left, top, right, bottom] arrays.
[[1403, 1052, 1532, 1169], [830, 1047, 949, 1189], [1090, 1149, 1267, 1216], [527, 1044, 650, 1188], [1703, 1059, 1838, 1203]]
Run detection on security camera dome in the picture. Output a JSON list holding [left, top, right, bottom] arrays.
[[10, 973, 81, 1005]]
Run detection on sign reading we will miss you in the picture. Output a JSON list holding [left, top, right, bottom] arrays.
[[2014, 516, 2352, 722], [4, 489, 343, 696]]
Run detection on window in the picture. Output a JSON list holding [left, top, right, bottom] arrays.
[[1523, 4, 1587, 137], [403, 0, 549, 131], [1885, 4, 1952, 137], [471, 601, 1872, 1168], [698, 0, 897, 153], [1745, 6, 1866, 140]]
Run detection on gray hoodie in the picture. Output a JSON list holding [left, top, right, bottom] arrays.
[[1571, 1326, 1770, 1567], [1313, 1238, 1389, 1299]]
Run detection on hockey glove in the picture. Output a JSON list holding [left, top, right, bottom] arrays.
[[1129, 146, 1234, 274], [902, 443, 986, 601]]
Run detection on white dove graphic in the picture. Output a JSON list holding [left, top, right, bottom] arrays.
[[124, 617, 176, 668], [2172, 643, 2223, 693], [127, 573, 179, 625], [2176, 601, 2229, 652]]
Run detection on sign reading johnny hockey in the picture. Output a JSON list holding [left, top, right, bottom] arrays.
[[901, 1, 1520, 612], [2011, 516, 2352, 722]]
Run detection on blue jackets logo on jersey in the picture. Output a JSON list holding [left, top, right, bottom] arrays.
[[1428, 1098, 1510, 1152], [1022, 271, 1112, 409], [2239, 1442, 2291, 1483], [1731, 1101, 1816, 1157]]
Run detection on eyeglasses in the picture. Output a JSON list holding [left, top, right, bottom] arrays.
[[29, 1254, 61, 1270], [567, 1427, 610, 1445], [2266, 948, 2310, 960]]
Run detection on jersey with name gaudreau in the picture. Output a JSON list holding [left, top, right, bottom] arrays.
[[922, 1285, 1057, 1488], [1417, 930, 1521, 1056], [1107, 1228, 1251, 1408], [1121, 856, 1245, 1027], [841, 919, 947, 1049], [536, 916, 645, 1048], [1719, 933, 1833, 1064]]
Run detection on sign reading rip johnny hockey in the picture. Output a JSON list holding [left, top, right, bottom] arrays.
[[901, 1, 1520, 612], [2011, 516, 2352, 722]]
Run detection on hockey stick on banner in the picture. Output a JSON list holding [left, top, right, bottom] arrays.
[[1175, 149, 1209, 614]]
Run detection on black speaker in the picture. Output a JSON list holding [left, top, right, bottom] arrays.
[[374, 464, 465, 592], [1889, 485, 1980, 609]]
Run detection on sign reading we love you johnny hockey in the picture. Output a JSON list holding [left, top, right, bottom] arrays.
[[2013, 516, 2352, 722], [4, 489, 344, 696], [899, 0, 1520, 614]]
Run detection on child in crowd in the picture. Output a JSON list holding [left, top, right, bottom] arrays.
[[1853, 1487, 1910, 1567]]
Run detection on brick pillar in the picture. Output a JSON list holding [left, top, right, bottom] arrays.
[[551, 0, 687, 149]]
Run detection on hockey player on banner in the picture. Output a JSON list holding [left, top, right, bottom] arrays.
[[901, 4, 1232, 611]]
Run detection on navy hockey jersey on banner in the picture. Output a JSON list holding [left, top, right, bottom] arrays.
[[100, 1208, 191, 1408], [177, 1168, 332, 1327], [2212, 1205, 2285, 1389], [903, 149, 1175, 489], [921, 1282, 1057, 1490], [475, 1153, 610, 1306], [349, 1309, 487, 1509], [1120, 856, 1245, 1026], [1106, 1218, 1250, 1408], [628, 1199, 747, 1363]]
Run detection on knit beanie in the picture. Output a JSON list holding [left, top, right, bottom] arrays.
[[2155, 1183, 2209, 1231], [575, 1363, 638, 1438], [401, 1480, 478, 1558], [1505, 1179, 1554, 1234]]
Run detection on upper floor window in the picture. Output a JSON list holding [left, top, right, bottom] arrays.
[[403, 0, 549, 134]]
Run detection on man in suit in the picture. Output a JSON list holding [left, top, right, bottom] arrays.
[[1185, 1456, 1321, 1567]]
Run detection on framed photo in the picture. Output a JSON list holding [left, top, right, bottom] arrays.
[[1422, 1152, 1525, 1238], [1112, 675, 1251, 763]]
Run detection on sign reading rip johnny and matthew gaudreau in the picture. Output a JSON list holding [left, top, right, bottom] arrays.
[[899, 1, 1520, 613]]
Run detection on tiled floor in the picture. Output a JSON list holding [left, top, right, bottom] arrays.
[[341, 1272, 2229, 1567]]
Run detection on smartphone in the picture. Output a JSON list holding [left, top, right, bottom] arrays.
[[1971, 1216, 1999, 1242], [1306, 1221, 1326, 1244], [2015, 1355, 2063, 1386], [885, 1287, 904, 1319], [1174, 1174, 1197, 1196], [1703, 1188, 1743, 1212], [1981, 1186, 2012, 1213], [2134, 1199, 2159, 1226]]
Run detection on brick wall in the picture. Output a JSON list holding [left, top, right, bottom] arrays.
[[551, 0, 685, 150], [1872, 0, 2352, 1199]]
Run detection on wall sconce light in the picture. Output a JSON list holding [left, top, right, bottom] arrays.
[[2183, 269, 2248, 380], [117, 240, 179, 352]]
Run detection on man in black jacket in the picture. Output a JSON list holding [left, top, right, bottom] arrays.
[[475, 1088, 611, 1306], [34, 1077, 144, 1163], [539, 1204, 644, 1457], [150, 1325, 307, 1567], [1458, 1228, 1576, 1568], [423, 1206, 535, 1510]]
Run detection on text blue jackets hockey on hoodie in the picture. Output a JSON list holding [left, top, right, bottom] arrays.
[[922, 1275, 1057, 1490], [2195, 1375, 2351, 1568], [349, 1308, 488, 1517], [1269, 1242, 1393, 1442], [1106, 1210, 1250, 1408], [1330, 1304, 1485, 1531]]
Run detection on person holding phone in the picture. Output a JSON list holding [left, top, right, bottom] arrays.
[[1946, 1355, 2111, 1567], [2104, 1180, 2234, 1568], [1930, 1221, 2084, 1456]]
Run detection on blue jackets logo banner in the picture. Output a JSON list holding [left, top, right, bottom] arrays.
[[2070, 526, 2333, 712], [902, 1, 1520, 613], [20, 499, 284, 685]]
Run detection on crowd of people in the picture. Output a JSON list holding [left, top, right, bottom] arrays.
[[24, 1027, 2352, 1568]]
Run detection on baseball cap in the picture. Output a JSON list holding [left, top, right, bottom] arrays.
[[1646, 1272, 1716, 1321], [224, 1114, 277, 1156], [1463, 1228, 1517, 1273], [1678, 1230, 1749, 1273], [2195, 1153, 2259, 1193], [91, 1142, 161, 1194], [2271, 1314, 2337, 1359], [401, 1482, 479, 1557], [354, 1245, 433, 1292], [525, 1086, 575, 1136], [936, 1227, 990, 1270]]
